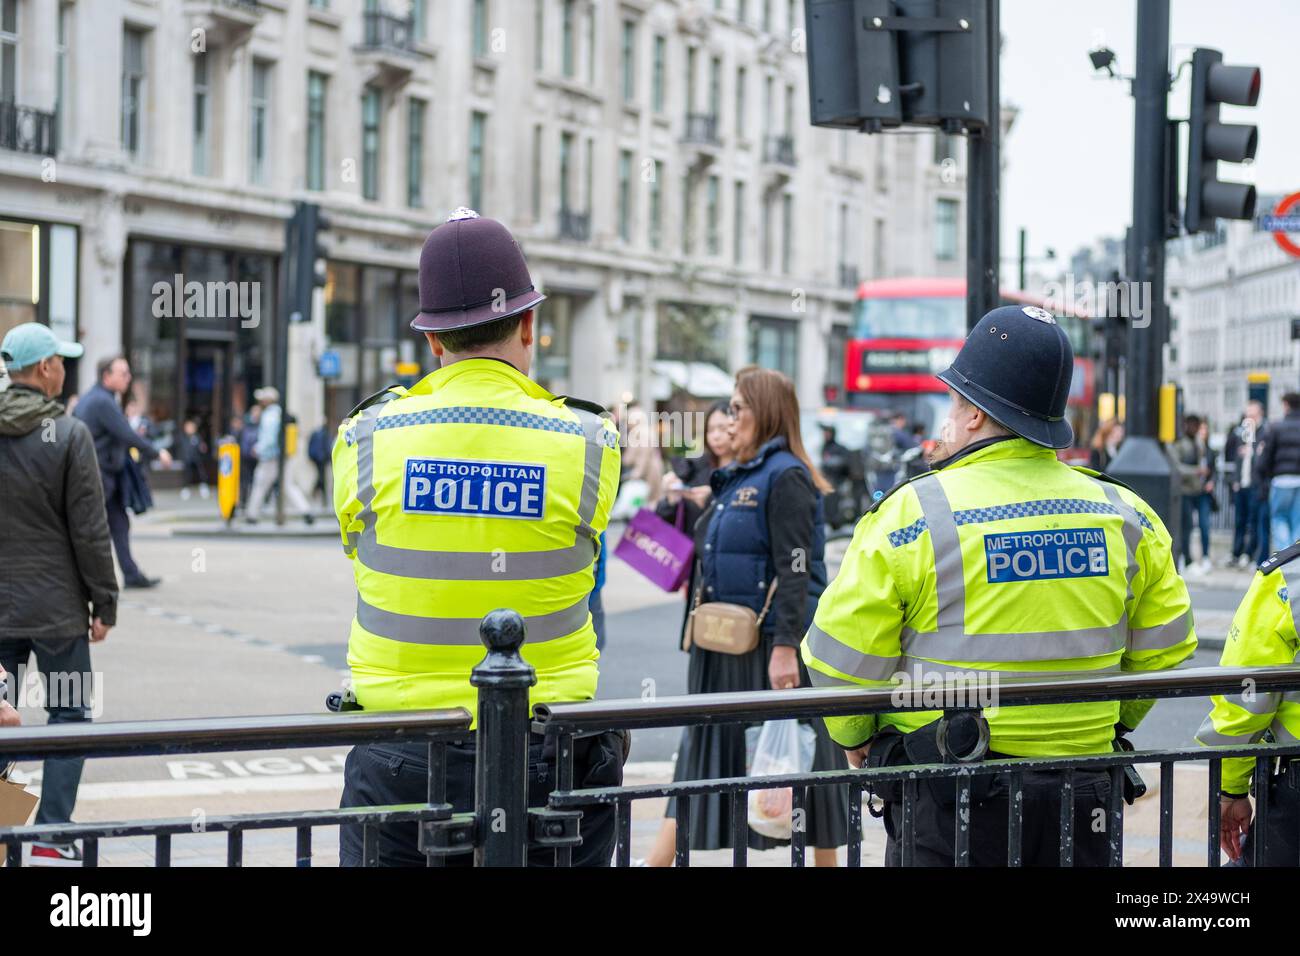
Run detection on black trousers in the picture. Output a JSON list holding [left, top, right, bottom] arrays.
[[101, 471, 140, 580], [1235, 769, 1300, 866], [339, 731, 625, 867], [883, 768, 1113, 866], [0, 635, 93, 828]]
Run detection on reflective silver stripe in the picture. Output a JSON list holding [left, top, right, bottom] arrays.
[[913, 475, 964, 631], [805, 667, 868, 688], [1283, 691, 1300, 705], [1269, 718, 1299, 744], [1129, 611, 1192, 652], [352, 402, 608, 581], [1288, 574, 1300, 642], [805, 623, 900, 682], [343, 530, 359, 558], [1223, 691, 1280, 716], [895, 657, 1122, 681], [1096, 481, 1142, 607], [899, 619, 1127, 663], [355, 594, 590, 646], [1195, 715, 1263, 746]]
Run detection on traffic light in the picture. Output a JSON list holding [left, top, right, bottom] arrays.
[[1184, 48, 1260, 234], [806, 0, 991, 133], [284, 201, 330, 324]]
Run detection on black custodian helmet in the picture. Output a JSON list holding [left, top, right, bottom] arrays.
[[936, 304, 1075, 449]]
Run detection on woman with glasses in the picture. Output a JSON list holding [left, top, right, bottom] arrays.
[[642, 367, 852, 866]]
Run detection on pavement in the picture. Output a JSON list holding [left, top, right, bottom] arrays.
[[0, 493, 1271, 866]]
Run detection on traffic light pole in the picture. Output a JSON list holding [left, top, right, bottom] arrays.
[[965, 0, 1000, 332], [1107, 0, 1179, 538]]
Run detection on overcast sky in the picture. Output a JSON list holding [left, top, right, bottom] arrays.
[[998, 0, 1299, 269]]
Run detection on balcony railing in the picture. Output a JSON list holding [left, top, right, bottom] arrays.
[[839, 263, 860, 290], [763, 133, 797, 167], [559, 208, 591, 241], [362, 10, 417, 51], [221, 0, 262, 11], [683, 113, 720, 147], [0, 103, 57, 158]]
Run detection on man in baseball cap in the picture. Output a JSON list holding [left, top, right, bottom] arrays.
[[333, 209, 625, 867], [1, 322, 84, 376]]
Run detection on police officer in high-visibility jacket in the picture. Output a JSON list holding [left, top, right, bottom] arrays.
[[1197, 545, 1300, 865], [801, 304, 1198, 866], [335, 208, 623, 867]]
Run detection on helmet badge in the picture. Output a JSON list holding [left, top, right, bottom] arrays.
[[1022, 306, 1056, 324], [446, 206, 481, 222]]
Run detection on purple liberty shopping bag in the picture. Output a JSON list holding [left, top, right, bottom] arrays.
[[613, 506, 695, 592]]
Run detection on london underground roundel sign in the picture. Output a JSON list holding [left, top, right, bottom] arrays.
[[1262, 192, 1300, 258]]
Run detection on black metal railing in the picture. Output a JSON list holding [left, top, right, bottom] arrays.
[[361, 10, 416, 51], [0, 709, 471, 866], [763, 133, 797, 166], [0, 103, 57, 157], [559, 207, 591, 241], [838, 263, 860, 290], [220, 0, 262, 12], [683, 113, 720, 146], [7, 609, 1300, 868]]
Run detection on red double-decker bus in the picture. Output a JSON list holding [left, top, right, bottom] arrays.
[[840, 277, 1095, 459]]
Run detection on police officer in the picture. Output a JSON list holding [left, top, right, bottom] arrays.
[[1197, 544, 1300, 865], [334, 209, 623, 867], [801, 304, 1198, 866]]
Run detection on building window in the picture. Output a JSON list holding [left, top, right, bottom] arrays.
[[763, 0, 772, 32], [761, 194, 772, 270], [412, 0, 426, 40], [0, 0, 16, 104], [534, 0, 545, 70], [649, 160, 662, 250], [306, 71, 327, 191], [738, 0, 749, 23], [709, 55, 722, 121], [621, 19, 636, 103], [733, 180, 745, 265], [407, 97, 425, 208], [749, 316, 799, 379], [788, 0, 798, 33], [562, 0, 576, 77], [763, 75, 773, 137], [531, 124, 543, 221], [735, 66, 746, 140], [784, 82, 794, 133], [192, 54, 211, 176], [55, 4, 71, 147], [559, 130, 573, 212], [685, 47, 697, 118], [781, 192, 793, 273], [706, 174, 720, 256], [585, 3, 596, 84], [249, 60, 270, 186], [652, 35, 666, 113], [936, 198, 958, 260], [361, 87, 381, 201], [472, 0, 488, 57], [873, 216, 886, 276], [121, 26, 146, 158], [469, 111, 486, 210], [618, 149, 632, 242], [682, 174, 695, 254]]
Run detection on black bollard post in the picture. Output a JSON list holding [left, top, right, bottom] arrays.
[[471, 609, 537, 867]]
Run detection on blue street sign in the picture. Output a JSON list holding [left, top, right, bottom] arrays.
[[318, 350, 341, 380]]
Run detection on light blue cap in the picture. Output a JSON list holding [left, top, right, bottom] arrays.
[[0, 322, 83, 370]]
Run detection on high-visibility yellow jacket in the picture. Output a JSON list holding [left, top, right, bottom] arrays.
[[1197, 551, 1300, 794], [801, 437, 1197, 756], [332, 358, 620, 723]]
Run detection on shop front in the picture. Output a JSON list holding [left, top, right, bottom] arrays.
[[0, 216, 79, 394]]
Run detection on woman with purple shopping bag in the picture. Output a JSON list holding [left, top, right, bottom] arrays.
[[642, 369, 852, 866]]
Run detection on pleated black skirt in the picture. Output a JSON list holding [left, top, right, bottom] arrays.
[[664, 633, 854, 851]]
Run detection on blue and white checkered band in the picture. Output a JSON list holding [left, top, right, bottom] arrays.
[[447, 206, 481, 222], [1022, 306, 1056, 323]]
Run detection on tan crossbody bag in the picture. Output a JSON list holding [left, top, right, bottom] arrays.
[[681, 577, 779, 655]]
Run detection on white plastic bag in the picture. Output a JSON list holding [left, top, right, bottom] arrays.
[[611, 479, 649, 521], [746, 719, 817, 840]]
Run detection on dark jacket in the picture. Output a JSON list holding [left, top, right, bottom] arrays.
[[1256, 410, 1300, 487], [698, 437, 827, 647], [1224, 419, 1263, 489], [73, 383, 159, 475], [0, 383, 118, 634]]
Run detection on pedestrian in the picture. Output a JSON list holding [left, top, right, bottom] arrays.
[[334, 208, 625, 867], [655, 400, 734, 635], [73, 356, 173, 589], [238, 404, 261, 510], [0, 665, 20, 728], [1255, 393, 1300, 555], [307, 422, 331, 504], [1174, 414, 1215, 574], [802, 304, 1197, 867], [0, 323, 117, 866], [620, 403, 664, 507], [244, 387, 314, 524], [643, 367, 851, 867], [177, 417, 210, 500], [1198, 540, 1300, 864], [1225, 400, 1266, 569], [1089, 417, 1124, 472]]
